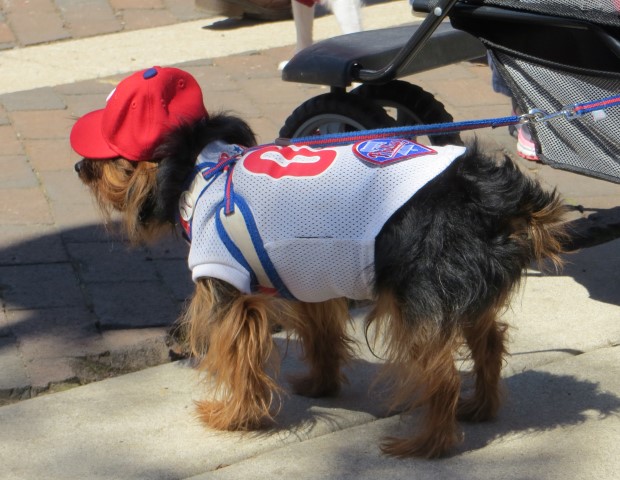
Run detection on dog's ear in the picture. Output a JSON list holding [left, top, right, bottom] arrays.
[[118, 160, 159, 242], [151, 122, 203, 226], [150, 114, 257, 226]]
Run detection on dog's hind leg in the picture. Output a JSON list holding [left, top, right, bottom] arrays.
[[457, 305, 508, 422], [287, 298, 354, 398], [369, 294, 462, 458]]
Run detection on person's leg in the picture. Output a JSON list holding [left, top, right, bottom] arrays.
[[293, 0, 316, 53], [328, 0, 362, 35]]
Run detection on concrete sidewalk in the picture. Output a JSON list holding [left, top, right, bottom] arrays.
[[0, 0, 620, 477], [1, 279, 619, 478]]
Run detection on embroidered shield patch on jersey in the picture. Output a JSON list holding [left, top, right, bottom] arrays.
[[353, 139, 436, 165]]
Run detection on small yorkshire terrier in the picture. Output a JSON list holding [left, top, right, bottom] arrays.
[[71, 66, 567, 458]]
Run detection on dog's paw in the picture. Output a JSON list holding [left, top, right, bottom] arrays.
[[380, 430, 461, 459], [289, 374, 341, 398], [195, 400, 272, 431], [456, 396, 497, 423]]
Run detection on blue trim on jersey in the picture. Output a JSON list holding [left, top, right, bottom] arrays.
[[182, 173, 221, 241], [179, 157, 238, 241], [195, 161, 216, 171], [216, 195, 295, 300], [215, 203, 259, 293]]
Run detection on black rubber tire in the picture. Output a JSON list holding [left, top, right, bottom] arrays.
[[279, 93, 396, 139], [351, 80, 462, 146]]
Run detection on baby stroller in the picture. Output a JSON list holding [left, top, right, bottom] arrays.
[[280, 0, 620, 184]]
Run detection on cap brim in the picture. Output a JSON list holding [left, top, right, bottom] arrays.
[[70, 109, 119, 160]]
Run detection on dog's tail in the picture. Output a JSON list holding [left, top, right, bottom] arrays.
[[457, 145, 568, 271]]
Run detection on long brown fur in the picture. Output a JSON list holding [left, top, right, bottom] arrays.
[[287, 298, 355, 398], [366, 292, 463, 458], [77, 159, 168, 242], [183, 278, 294, 430]]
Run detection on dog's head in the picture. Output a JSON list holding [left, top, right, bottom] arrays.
[[70, 66, 209, 242], [74, 156, 162, 241]]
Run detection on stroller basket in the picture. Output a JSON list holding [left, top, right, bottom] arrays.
[[438, 0, 620, 183]]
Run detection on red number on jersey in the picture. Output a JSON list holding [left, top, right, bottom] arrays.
[[241, 145, 337, 179]]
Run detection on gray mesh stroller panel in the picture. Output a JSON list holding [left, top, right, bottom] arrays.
[[461, 0, 620, 182], [480, 0, 620, 27], [491, 50, 620, 183]]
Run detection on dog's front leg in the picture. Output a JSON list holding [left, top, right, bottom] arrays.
[[184, 279, 285, 431]]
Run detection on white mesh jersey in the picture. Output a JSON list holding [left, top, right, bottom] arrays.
[[182, 140, 465, 302]]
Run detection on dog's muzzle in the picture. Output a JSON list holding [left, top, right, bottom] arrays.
[[74, 160, 84, 173]]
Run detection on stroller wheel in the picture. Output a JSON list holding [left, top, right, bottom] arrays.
[[351, 80, 462, 146], [279, 93, 395, 139]]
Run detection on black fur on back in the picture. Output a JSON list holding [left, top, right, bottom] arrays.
[[148, 113, 256, 225], [374, 143, 560, 327]]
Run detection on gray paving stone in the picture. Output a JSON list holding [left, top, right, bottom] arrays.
[[63, 91, 111, 119], [9, 109, 73, 140], [109, 0, 165, 9], [120, 8, 178, 30], [153, 258, 194, 302], [0, 124, 24, 155], [54, 78, 121, 96], [68, 241, 159, 283], [88, 280, 181, 329], [0, 187, 54, 225], [0, 308, 9, 333], [38, 170, 106, 231], [0, 155, 39, 189], [50, 203, 105, 235], [0, 104, 9, 125], [0, 225, 67, 265], [24, 138, 76, 173], [99, 327, 171, 370], [59, 222, 117, 244], [9, 307, 102, 360], [0, 337, 29, 392], [40, 169, 98, 205], [8, 11, 71, 46], [24, 356, 77, 388], [163, 0, 209, 21], [0, 12, 16, 49], [0, 87, 66, 111], [56, 0, 122, 38], [0, 263, 84, 310]]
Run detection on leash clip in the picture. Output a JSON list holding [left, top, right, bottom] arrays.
[[520, 104, 579, 125]]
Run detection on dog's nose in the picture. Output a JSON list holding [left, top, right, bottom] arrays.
[[74, 160, 83, 173]]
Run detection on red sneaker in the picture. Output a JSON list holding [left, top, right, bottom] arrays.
[[516, 123, 540, 162]]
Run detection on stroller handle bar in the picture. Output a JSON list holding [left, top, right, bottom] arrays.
[[353, 0, 460, 83]]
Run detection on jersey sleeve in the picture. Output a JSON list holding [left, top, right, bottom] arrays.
[[187, 198, 251, 294]]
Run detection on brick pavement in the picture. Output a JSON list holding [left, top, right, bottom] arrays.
[[0, 0, 210, 49]]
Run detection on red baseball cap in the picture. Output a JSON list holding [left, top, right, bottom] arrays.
[[70, 66, 208, 161]]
